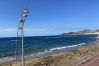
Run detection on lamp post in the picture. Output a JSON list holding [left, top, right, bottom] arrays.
[[17, 8, 29, 66], [97, 33, 99, 46], [96, 33, 99, 54]]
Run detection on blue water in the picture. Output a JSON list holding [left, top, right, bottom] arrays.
[[0, 34, 98, 57]]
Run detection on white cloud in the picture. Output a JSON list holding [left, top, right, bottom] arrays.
[[0, 27, 85, 34], [0, 27, 83, 37], [26, 28, 46, 32], [0, 28, 17, 32], [0, 28, 47, 32]]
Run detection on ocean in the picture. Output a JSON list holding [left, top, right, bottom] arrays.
[[0, 34, 98, 58]]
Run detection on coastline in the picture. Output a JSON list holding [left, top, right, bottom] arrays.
[[0, 42, 91, 64], [0, 42, 99, 66], [24, 44, 99, 66]]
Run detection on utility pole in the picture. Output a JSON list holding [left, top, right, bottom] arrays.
[[18, 8, 29, 66]]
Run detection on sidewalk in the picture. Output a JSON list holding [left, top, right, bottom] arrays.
[[79, 54, 99, 66]]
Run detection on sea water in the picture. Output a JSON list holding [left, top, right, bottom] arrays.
[[0, 34, 98, 58]]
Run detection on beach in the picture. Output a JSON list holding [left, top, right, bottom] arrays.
[[0, 44, 99, 66], [0, 35, 98, 66]]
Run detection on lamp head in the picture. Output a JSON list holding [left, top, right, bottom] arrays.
[[23, 8, 29, 17]]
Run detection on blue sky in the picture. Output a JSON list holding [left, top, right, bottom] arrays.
[[0, 0, 99, 37]]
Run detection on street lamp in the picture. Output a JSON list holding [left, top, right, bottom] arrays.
[[17, 8, 29, 66]]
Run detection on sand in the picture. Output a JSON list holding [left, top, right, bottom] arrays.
[[0, 44, 99, 66]]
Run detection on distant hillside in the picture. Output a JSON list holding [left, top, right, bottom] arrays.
[[61, 29, 99, 35]]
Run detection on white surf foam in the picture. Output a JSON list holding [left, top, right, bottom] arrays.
[[49, 43, 86, 51]]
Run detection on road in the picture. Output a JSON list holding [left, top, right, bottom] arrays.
[[79, 54, 99, 66]]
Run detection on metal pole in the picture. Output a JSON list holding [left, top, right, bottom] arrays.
[[97, 33, 99, 52], [17, 8, 29, 66], [80, 47, 83, 64], [97, 36, 98, 42], [21, 8, 29, 66], [21, 23, 25, 66]]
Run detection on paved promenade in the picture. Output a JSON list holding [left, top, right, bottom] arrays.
[[79, 54, 99, 66]]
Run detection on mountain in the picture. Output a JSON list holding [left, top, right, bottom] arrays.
[[96, 29, 99, 32], [61, 29, 99, 35]]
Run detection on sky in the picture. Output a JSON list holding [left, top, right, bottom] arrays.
[[0, 0, 99, 37]]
